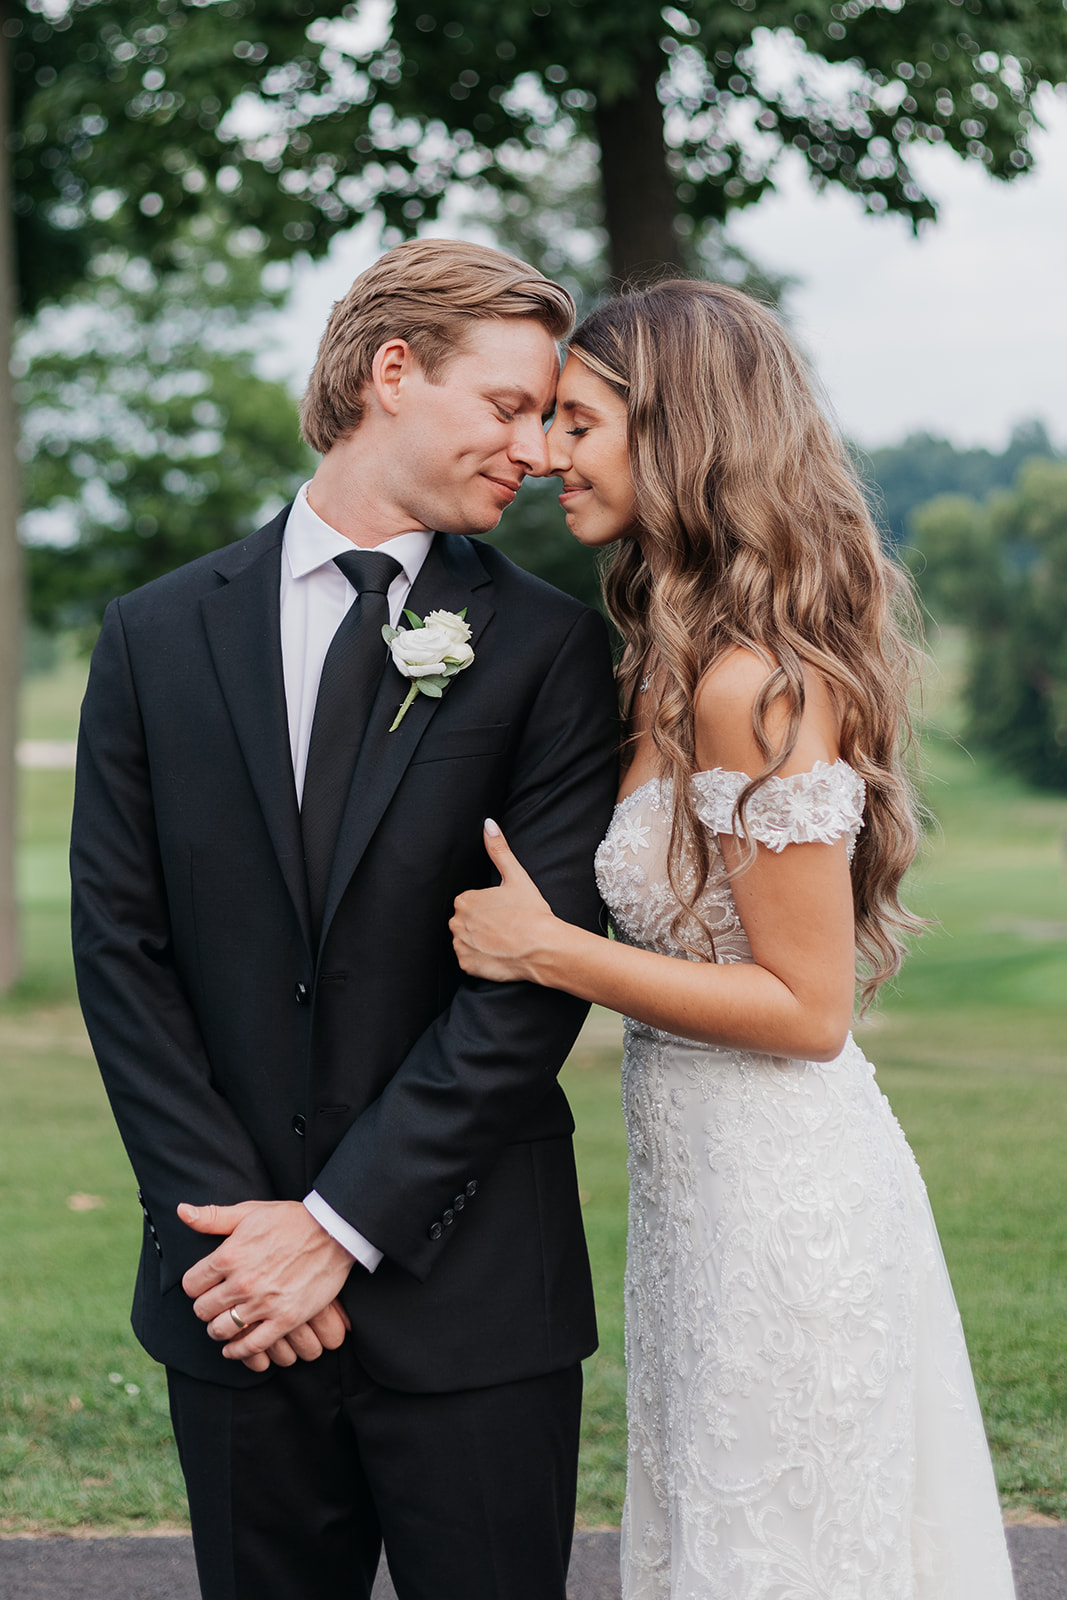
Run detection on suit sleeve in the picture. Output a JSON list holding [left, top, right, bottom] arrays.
[[71, 599, 276, 1293], [312, 604, 619, 1280]]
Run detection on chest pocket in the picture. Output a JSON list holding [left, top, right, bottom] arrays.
[[409, 723, 510, 765]]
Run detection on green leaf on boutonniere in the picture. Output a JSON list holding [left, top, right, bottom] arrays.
[[383, 605, 475, 731]]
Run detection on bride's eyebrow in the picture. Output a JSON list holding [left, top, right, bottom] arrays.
[[558, 397, 603, 418]]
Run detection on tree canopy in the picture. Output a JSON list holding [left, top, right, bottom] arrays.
[[12, 0, 1067, 294], [355, 0, 1067, 278]]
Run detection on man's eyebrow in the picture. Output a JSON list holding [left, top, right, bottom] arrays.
[[486, 384, 538, 408], [486, 383, 557, 423]]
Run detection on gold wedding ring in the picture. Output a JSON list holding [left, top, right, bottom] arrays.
[[228, 1306, 249, 1332]]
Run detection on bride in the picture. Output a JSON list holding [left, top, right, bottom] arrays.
[[450, 281, 1016, 1599]]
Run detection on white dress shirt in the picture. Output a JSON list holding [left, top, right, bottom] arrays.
[[281, 482, 433, 1272]]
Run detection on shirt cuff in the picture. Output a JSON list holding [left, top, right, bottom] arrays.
[[303, 1191, 383, 1273]]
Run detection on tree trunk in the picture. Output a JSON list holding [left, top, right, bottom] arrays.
[[593, 51, 685, 286], [0, 13, 22, 993]]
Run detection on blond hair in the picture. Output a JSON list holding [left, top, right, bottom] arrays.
[[572, 281, 924, 1007], [300, 238, 574, 453]]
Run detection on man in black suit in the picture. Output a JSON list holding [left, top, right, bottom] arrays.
[[71, 239, 618, 1600]]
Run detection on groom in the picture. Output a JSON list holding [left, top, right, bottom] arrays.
[[71, 239, 618, 1600]]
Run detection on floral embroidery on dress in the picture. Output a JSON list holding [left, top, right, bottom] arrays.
[[691, 758, 865, 858], [613, 811, 654, 857], [595, 760, 1016, 1600]]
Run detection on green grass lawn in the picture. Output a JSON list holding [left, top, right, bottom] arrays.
[[2, 645, 1066, 1531]]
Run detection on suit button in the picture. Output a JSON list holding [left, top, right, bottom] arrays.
[[465, 1180, 478, 1198], [155, 1241, 163, 1257], [453, 1194, 465, 1211], [294, 982, 309, 1005], [442, 1208, 455, 1227], [292, 1114, 306, 1136], [429, 1222, 443, 1241]]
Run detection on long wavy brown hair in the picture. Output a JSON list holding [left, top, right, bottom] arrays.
[[570, 281, 924, 1007]]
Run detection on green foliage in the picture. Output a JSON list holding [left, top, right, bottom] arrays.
[[13, 0, 1067, 314], [862, 420, 1060, 545], [18, 240, 312, 631], [329, 0, 1067, 239], [8, 0, 347, 313], [910, 459, 1067, 790]]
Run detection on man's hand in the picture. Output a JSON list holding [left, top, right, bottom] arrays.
[[253, 1299, 352, 1374], [178, 1200, 355, 1366]]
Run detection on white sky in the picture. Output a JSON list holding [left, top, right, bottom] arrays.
[[267, 85, 1067, 453], [731, 84, 1067, 450]]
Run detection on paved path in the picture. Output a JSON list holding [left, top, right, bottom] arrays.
[[0, 1527, 1064, 1598]]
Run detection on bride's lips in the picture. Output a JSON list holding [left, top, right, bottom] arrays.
[[558, 483, 588, 507]]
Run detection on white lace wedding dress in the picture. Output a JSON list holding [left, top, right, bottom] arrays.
[[594, 761, 1016, 1600]]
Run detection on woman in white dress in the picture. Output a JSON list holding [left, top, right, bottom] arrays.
[[450, 281, 1016, 1600]]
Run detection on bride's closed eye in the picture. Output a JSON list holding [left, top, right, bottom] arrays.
[[567, 427, 589, 437]]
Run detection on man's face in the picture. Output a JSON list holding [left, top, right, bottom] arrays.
[[385, 317, 560, 535]]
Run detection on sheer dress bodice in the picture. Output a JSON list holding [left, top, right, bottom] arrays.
[[594, 761, 1015, 1600]]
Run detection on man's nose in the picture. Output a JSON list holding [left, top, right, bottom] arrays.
[[509, 415, 551, 476]]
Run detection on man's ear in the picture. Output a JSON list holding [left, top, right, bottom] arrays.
[[371, 337, 414, 417]]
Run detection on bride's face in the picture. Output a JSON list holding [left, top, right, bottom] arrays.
[[543, 355, 637, 547]]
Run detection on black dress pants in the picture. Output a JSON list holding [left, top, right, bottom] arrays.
[[167, 1339, 583, 1600]]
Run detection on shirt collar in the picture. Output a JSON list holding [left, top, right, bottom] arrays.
[[283, 481, 434, 587]]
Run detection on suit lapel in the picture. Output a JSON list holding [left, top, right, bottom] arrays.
[[200, 509, 314, 954], [319, 532, 495, 947]]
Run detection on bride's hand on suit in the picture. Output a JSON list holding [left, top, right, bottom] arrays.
[[178, 1199, 354, 1373], [449, 820, 561, 983]]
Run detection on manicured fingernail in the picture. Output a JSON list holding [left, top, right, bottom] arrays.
[[484, 818, 501, 837]]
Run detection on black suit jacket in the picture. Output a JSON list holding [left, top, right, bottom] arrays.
[[70, 507, 619, 1392]]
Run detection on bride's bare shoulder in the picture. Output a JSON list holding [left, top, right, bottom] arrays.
[[694, 646, 776, 714], [693, 647, 840, 775]]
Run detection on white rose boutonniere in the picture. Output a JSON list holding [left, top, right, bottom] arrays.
[[382, 608, 475, 732]]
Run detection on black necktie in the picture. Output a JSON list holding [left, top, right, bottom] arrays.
[[300, 549, 403, 940]]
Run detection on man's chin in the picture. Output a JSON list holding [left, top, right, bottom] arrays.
[[469, 514, 505, 536], [435, 507, 505, 538]]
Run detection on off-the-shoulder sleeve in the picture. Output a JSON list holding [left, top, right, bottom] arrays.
[[692, 760, 866, 855]]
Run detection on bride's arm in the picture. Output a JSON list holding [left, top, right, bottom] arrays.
[[449, 650, 857, 1062]]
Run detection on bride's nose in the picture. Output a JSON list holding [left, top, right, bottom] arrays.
[[542, 414, 571, 477]]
